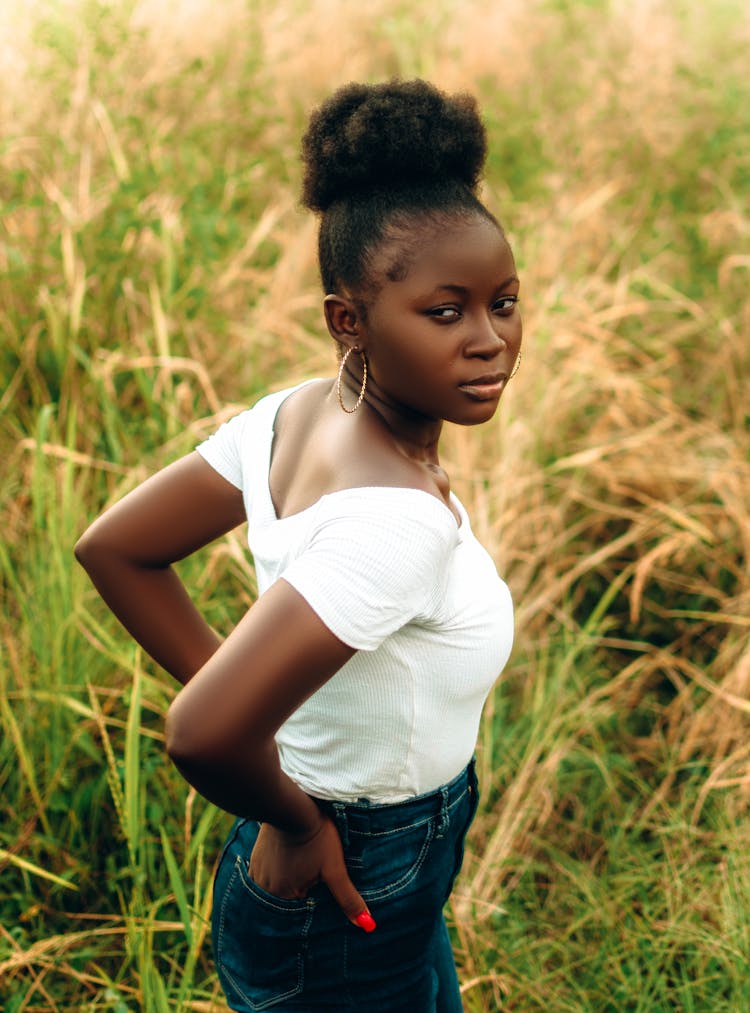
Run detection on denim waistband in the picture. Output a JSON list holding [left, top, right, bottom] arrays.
[[311, 759, 476, 842]]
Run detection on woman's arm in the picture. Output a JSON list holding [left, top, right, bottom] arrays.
[[164, 575, 357, 825], [76, 454, 370, 923], [164, 575, 367, 921], [74, 452, 247, 685]]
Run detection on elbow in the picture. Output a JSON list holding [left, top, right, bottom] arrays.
[[74, 525, 107, 572], [164, 699, 196, 768], [73, 530, 93, 568], [74, 523, 131, 576], [165, 696, 264, 776], [164, 697, 226, 772]]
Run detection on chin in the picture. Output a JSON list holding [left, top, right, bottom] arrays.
[[449, 401, 501, 426]]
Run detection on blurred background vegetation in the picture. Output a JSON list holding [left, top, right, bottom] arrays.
[[1, 0, 749, 1009]]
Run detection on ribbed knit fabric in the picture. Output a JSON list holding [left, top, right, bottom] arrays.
[[196, 384, 514, 802]]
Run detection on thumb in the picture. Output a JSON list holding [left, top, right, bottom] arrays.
[[323, 860, 376, 933]]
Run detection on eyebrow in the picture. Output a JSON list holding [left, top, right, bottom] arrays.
[[431, 274, 520, 295]]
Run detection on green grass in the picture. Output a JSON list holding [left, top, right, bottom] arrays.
[[2, 0, 749, 1009]]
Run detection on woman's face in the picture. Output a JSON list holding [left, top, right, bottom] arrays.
[[359, 214, 522, 427]]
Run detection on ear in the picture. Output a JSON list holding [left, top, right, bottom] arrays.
[[323, 294, 361, 349]]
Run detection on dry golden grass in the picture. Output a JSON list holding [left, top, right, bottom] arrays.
[[2, 0, 749, 1009]]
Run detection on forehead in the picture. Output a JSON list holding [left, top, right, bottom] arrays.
[[410, 218, 513, 281], [376, 215, 514, 292]]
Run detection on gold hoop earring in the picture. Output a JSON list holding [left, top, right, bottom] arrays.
[[337, 346, 368, 414], [509, 351, 522, 380]]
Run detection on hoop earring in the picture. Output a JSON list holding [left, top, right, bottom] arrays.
[[509, 351, 522, 380], [337, 347, 368, 414]]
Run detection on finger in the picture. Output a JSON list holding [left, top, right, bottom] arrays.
[[353, 909, 377, 932], [323, 863, 376, 932]]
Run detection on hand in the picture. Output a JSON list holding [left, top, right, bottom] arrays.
[[249, 814, 376, 931]]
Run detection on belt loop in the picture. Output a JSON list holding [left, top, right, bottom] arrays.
[[436, 786, 449, 838], [332, 802, 349, 847]]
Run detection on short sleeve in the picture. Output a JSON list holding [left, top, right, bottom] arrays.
[[281, 489, 458, 651], [195, 410, 253, 490]]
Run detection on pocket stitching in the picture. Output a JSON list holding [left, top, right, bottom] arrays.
[[217, 856, 314, 1010], [359, 817, 436, 902], [237, 855, 318, 913]]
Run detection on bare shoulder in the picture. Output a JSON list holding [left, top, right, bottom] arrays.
[[270, 380, 454, 521]]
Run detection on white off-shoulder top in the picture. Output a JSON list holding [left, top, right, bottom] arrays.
[[196, 383, 514, 802]]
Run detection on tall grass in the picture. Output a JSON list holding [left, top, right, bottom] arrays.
[[1, 0, 749, 1009]]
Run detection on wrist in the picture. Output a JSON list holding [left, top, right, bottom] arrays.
[[268, 802, 325, 845], [260, 766, 327, 839]]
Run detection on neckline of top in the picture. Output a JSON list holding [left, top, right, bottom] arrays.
[[267, 483, 467, 531]]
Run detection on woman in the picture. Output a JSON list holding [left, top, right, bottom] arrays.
[[75, 79, 521, 1011]]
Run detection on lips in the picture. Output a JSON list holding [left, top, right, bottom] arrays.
[[457, 372, 506, 400]]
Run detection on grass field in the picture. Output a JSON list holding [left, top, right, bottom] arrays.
[[1, 0, 749, 1009]]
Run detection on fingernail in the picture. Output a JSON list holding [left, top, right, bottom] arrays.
[[354, 910, 376, 933]]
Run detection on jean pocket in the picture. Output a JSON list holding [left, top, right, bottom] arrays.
[[214, 854, 316, 1011], [353, 814, 437, 903]]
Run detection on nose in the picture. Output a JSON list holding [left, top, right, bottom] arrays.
[[464, 311, 508, 359]]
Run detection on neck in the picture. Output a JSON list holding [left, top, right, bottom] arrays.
[[338, 370, 443, 462]]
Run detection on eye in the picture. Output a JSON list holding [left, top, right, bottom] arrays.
[[492, 295, 519, 315], [426, 305, 462, 322]]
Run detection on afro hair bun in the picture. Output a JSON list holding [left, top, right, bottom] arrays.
[[301, 79, 487, 213]]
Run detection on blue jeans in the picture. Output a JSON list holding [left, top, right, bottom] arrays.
[[211, 760, 479, 1012]]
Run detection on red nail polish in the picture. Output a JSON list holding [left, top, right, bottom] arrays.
[[354, 910, 376, 933]]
